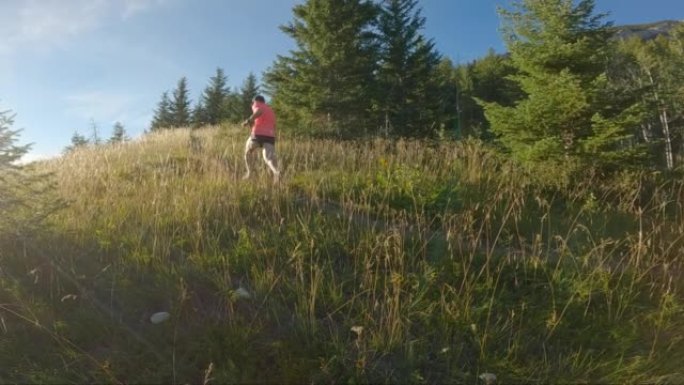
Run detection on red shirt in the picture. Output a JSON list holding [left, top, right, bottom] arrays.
[[252, 101, 276, 138]]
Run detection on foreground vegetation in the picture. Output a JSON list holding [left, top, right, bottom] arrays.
[[1, 126, 684, 383]]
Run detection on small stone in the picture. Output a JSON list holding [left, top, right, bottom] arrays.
[[479, 372, 497, 384], [150, 312, 171, 324], [234, 287, 251, 299]]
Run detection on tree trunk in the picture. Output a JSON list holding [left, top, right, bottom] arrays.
[[636, 76, 654, 143], [641, 122, 653, 143], [660, 108, 674, 170], [647, 69, 674, 170]]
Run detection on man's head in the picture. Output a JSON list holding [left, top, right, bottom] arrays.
[[253, 95, 266, 103]]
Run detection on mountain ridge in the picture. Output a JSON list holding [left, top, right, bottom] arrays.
[[613, 19, 682, 40]]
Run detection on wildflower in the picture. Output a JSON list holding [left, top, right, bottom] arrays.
[[351, 325, 364, 336]]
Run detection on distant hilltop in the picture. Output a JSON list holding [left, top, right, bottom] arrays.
[[613, 19, 682, 40]]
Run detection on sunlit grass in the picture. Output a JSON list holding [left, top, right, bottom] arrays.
[[1, 124, 683, 383]]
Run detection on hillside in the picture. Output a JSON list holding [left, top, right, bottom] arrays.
[[614, 19, 683, 40], [1, 126, 684, 383]]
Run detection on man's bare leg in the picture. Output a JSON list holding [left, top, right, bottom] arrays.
[[262, 143, 280, 182], [243, 137, 257, 179]]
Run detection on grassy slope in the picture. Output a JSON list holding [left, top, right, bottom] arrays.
[[1, 126, 684, 384]]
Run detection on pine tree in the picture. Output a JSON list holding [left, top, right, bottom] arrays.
[[432, 58, 461, 138], [108, 121, 129, 144], [454, 50, 522, 139], [481, 0, 646, 180], [376, 0, 441, 137], [264, 0, 379, 136], [1, 107, 34, 231], [239, 73, 260, 119], [64, 131, 89, 153], [191, 101, 207, 128], [151, 91, 173, 131], [0, 108, 30, 168], [223, 89, 243, 123], [170, 77, 192, 128], [201, 68, 230, 125]]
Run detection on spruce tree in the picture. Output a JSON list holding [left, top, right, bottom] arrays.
[[201, 68, 230, 125], [191, 101, 208, 128], [376, 0, 441, 137], [482, 0, 645, 180], [64, 131, 89, 153], [151, 91, 173, 131], [108, 122, 129, 144], [223, 89, 243, 123], [0, 108, 30, 168], [239, 73, 260, 119], [1, 107, 34, 231], [170, 77, 192, 128], [433, 58, 461, 138], [264, 0, 379, 136], [454, 50, 522, 139]]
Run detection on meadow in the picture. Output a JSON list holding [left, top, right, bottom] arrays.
[[1, 126, 683, 384]]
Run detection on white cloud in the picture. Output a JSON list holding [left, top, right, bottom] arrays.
[[63, 90, 154, 138], [0, 0, 170, 55], [15, 0, 108, 45], [122, 0, 169, 19], [64, 90, 139, 123], [18, 152, 59, 165]]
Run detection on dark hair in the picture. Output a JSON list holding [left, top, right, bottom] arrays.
[[253, 95, 265, 103]]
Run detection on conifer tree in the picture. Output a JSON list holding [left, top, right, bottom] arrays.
[[376, 0, 441, 137], [264, 0, 379, 136], [0, 108, 30, 168], [454, 50, 522, 139], [239, 73, 260, 119], [64, 131, 89, 153], [201, 68, 230, 125], [151, 91, 173, 131], [482, 0, 645, 179], [170, 77, 192, 128], [191, 101, 207, 128], [433, 58, 461, 138], [1, 107, 33, 231], [108, 121, 129, 144], [223, 89, 243, 123]]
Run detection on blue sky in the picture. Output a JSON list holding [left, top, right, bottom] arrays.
[[1, 0, 682, 161]]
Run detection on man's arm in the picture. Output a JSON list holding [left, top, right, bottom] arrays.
[[242, 108, 264, 127]]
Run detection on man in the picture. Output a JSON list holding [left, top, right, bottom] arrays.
[[241, 95, 281, 182]]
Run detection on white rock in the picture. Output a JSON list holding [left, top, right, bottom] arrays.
[[234, 287, 252, 299], [479, 373, 497, 384], [150, 312, 171, 324]]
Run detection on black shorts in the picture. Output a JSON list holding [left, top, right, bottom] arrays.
[[250, 135, 276, 146]]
